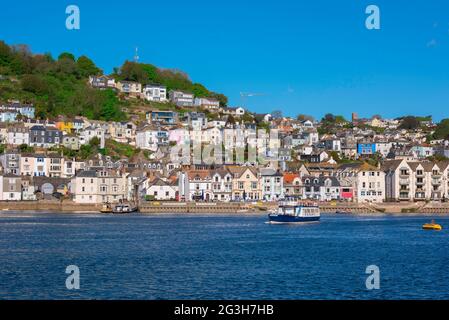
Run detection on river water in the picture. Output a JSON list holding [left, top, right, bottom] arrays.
[[0, 212, 448, 300]]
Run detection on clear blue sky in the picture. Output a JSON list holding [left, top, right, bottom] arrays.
[[1, 0, 449, 120]]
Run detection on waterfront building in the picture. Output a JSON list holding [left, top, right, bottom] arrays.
[[383, 160, 449, 202], [210, 168, 233, 202], [146, 177, 178, 201], [0, 174, 22, 200], [260, 168, 284, 201], [229, 167, 261, 201], [178, 169, 213, 202], [356, 163, 385, 203], [71, 169, 127, 204], [302, 176, 341, 201], [283, 172, 302, 198]]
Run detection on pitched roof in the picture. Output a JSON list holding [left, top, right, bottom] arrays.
[[283, 172, 299, 184]]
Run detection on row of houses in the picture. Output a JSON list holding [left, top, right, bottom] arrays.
[[89, 75, 224, 110], [1, 157, 449, 204]]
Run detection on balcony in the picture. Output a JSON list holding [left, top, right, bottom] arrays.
[[432, 173, 442, 179], [415, 180, 425, 186], [399, 179, 410, 185], [432, 180, 442, 186], [399, 174, 410, 179], [415, 172, 425, 177]]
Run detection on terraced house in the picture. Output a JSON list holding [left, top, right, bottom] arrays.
[[383, 159, 449, 202]]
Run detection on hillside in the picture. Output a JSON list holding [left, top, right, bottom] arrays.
[[0, 40, 227, 121]]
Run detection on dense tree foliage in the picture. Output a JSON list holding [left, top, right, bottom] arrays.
[[398, 116, 420, 130], [0, 40, 124, 121], [433, 119, 449, 140]]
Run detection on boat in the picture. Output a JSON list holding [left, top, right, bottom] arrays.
[[422, 220, 442, 231], [100, 203, 113, 213], [112, 203, 138, 214], [268, 201, 320, 224]]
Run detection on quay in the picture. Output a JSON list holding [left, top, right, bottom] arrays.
[[1, 200, 449, 215]]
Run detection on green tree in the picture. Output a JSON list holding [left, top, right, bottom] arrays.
[[21, 74, 48, 95], [76, 55, 101, 77], [58, 52, 75, 61], [398, 116, 420, 130], [191, 83, 209, 97], [19, 144, 34, 153], [433, 119, 449, 140]]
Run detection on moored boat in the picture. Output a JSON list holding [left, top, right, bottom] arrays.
[[112, 203, 138, 214], [268, 201, 320, 224], [100, 203, 113, 213]]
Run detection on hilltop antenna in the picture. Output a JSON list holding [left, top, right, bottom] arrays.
[[134, 47, 139, 63]]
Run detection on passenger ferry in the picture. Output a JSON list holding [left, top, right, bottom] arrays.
[[268, 201, 320, 224]]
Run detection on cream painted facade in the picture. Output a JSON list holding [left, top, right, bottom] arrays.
[[356, 163, 385, 203], [71, 170, 127, 204], [229, 167, 261, 201], [383, 159, 449, 202]]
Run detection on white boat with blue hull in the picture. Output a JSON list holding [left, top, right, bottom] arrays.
[[268, 201, 320, 224]]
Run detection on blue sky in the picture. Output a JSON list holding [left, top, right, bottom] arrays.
[[1, 0, 449, 120]]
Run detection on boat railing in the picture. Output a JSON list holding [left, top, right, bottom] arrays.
[[278, 200, 319, 207]]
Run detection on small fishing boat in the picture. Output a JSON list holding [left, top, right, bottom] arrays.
[[268, 201, 320, 224], [422, 220, 442, 231], [100, 203, 113, 214], [112, 203, 138, 214]]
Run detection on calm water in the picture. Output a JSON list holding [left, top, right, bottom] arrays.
[[0, 212, 448, 300]]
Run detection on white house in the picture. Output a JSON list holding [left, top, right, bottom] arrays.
[[356, 163, 385, 203], [260, 168, 284, 201], [146, 178, 178, 201], [143, 85, 167, 103], [136, 128, 169, 151]]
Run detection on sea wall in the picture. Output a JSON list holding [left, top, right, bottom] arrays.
[[1, 200, 449, 214], [0, 200, 100, 212]]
